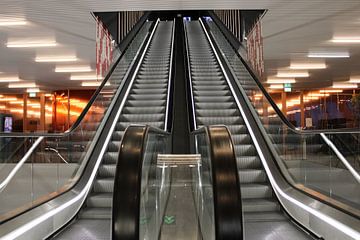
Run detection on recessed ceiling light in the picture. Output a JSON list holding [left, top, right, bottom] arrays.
[[289, 63, 326, 69], [332, 83, 358, 89], [0, 76, 20, 82], [26, 88, 40, 93], [277, 71, 309, 78], [319, 89, 343, 93], [6, 40, 57, 48], [35, 56, 78, 62], [268, 84, 284, 89], [0, 18, 27, 26], [8, 82, 37, 88], [81, 81, 110, 87], [55, 66, 92, 73], [349, 77, 360, 83], [330, 37, 360, 43], [307, 52, 350, 58], [70, 74, 98, 80], [267, 78, 296, 84]]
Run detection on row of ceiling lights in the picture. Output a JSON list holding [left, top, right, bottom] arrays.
[[0, 16, 103, 92], [267, 35, 360, 90]]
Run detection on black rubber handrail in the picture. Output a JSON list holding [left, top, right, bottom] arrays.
[[112, 125, 243, 240], [207, 12, 360, 134], [193, 125, 243, 240], [0, 12, 150, 138]]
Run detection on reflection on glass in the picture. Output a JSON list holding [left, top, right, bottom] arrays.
[[207, 19, 360, 212], [0, 21, 153, 222]]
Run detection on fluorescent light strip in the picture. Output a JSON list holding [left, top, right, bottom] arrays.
[[70, 75, 98, 80], [320, 89, 343, 93], [0, 77, 20, 82], [55, 66, 92, 73], [35, 56, 78, 62], [7, 42, 57, 48], [290, 63, 326, 69], [81, 81, 109, 87], [26, 88, 40, 93], [349, 78, 360, 83], [331, 37, 360, 43], [0, 18, 27, 26], [269, 84, 284, 89], [277, 71, 309, 78], [332, 83, 358, 89], [308, 52, 350, 58], [267, 78, 296, 84], [8, 83, 36, 88]]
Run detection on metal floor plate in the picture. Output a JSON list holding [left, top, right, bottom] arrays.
[[53, 219, 110, 240]]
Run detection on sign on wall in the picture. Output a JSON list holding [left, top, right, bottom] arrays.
[[96, 17, 114, 79], [247, 19, 264, 77]]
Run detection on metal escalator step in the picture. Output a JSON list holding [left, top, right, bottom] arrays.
[[111, 131, 124, 141], [80, 207, 111, 219], [197, 116, 243, 125], [238, 169, 267, 183], [242, 199, 279, 212], [131, 89, 167, 94], [99, 164, 116, 178], [196, 102, 236, 109], [193, 85, 227, 91], [231, 134, 251, 144], [134, 83, 166, 89], [119, 113, 164, 122], [234, 144, 256, 155], [236, 156, 262, 169], [103, 152, 118, 164], [196, 109, 238, 117], [116, 121, 164, 131], [127, 100, 166, 107], [107, 141, 121, 152], [128, 94, 166, 101], [220, 124, 248, 134], [87, 193, 112, 208], [194, 96, 233, 102], [123, 106, 165, 114], [240, 183, 273, 199], [194, 90, 231, 96], [93, 178, 114, 193]]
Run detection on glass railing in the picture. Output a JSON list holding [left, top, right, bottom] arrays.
[[205, 18, 360, 215], [112, 125, 243, 240], [0, 20, 154, 223], [326, 132, 360, 173]]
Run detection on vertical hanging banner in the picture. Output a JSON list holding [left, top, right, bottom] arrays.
[[96, 17, 114, 79], [247, 19, 264, 77]]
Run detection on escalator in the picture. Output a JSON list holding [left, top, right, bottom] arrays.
[[51, 20, 174, 239], [0, 12, 359, 240], [184, 19, 314, 239]]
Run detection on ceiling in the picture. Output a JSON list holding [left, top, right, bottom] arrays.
[[0, 0, 359, 93]]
